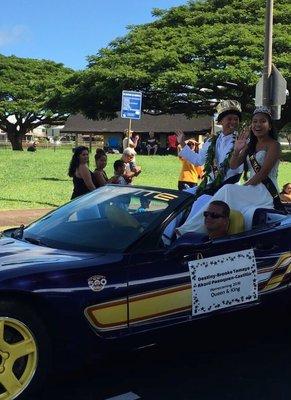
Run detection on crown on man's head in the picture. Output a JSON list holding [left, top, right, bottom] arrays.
[[216, 100, 242, 122], [253, 106, 272, 117]]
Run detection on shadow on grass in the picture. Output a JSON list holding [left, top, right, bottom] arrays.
[[40, 177, 70, 182], [0, 197, 59, 207]]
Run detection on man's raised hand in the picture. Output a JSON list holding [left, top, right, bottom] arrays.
[[176, 130, 186, 147]]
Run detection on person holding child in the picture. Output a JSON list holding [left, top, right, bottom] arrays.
[[121, 148, 142, 184]]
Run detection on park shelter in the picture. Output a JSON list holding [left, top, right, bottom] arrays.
[[61, 112, 212, 151]]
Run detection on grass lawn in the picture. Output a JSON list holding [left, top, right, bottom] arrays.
[[0, 147, 290, 210]]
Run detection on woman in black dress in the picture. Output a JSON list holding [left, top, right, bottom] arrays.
[[68, 146, 97, 199], [93, 149, 109, 187]]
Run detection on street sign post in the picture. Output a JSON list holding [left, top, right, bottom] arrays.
[[255, 0, 287, 120], [271, 65, 287, 106], [121, 90, 142, 146], [255, 64, 287, 119], [121, 91, 142, 120]]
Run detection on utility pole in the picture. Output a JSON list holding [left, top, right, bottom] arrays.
[[255, 0, 286, 119], [262, 0, 273, 107]]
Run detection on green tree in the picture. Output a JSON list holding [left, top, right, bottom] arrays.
[[0, 55, 73, 150], [279, 123, 291, 149], [68, 0, 291, 129]]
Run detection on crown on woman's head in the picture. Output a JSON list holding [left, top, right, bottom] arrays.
[[253, 106, 272, 117]]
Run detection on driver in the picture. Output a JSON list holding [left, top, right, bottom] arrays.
[[203, 201, 230, 240], [175, 201, 230, 241]]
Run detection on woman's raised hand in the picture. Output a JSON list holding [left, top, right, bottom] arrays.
[[234, 127, 250, 153]]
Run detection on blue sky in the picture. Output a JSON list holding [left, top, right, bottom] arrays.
[[0, 0, 186, 70]]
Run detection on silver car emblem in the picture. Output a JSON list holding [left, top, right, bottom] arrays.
[[88, 275, 107, 292]]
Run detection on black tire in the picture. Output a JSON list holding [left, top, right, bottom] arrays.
[[0, 299, 52, 399]]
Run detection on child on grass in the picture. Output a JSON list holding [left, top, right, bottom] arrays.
[[110, 160, 127, 185]]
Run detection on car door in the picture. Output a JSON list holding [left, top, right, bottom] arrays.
[[127, 246, 194, 334], [126, 197, 200, 334], [127, 220, 291, 334]]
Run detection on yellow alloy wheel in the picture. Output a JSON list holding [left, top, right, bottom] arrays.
[[0, 317, 38, 400]]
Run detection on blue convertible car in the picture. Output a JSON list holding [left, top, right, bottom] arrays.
[[0, 185, 290, 399]]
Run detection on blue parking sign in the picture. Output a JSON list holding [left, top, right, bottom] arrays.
[[121, 91, 142, 120]]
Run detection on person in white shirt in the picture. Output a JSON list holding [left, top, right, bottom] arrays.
[[174, 100, 244, 237], [122, 129, 135, 150], [177, 100, 243, 195]]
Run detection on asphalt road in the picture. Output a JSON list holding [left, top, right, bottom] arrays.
[[40, 309, 291, 400]]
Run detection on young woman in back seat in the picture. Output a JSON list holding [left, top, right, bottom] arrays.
[[177, 106, 281, 235]]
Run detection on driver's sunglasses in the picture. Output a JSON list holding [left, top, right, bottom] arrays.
[[203, 211, 226, 219]]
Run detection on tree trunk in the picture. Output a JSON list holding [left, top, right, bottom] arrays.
[[7, 132, 24, 151]]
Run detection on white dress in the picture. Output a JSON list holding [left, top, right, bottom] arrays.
[[178, 150, 279, 235]]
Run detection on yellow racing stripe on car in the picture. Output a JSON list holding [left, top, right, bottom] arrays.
[[85, 298, 128, 330], [129, 284, 192, 323], [261, 253, 291, 292], [84, 284, 192, 330], [154, 193, 178, 201]]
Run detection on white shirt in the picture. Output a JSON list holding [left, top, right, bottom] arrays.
[[123, 137, 134, 150], [178, 131, 243, 182]]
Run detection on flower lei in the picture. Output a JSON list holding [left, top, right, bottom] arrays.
[[194, 132, 235, 200]]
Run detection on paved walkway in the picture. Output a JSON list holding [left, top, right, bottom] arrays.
[[0, 209, 53, 228]]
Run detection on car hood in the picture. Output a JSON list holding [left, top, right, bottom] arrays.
[[0, 237, 119, 274]]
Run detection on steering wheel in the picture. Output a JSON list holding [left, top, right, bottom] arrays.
[[105, 204, 143, 232]]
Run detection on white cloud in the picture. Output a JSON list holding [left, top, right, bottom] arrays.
[[0, 25, 29, 47]]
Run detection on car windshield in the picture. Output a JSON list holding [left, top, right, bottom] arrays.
[[23, 186, 178, 253]]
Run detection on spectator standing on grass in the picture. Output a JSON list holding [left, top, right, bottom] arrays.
[[110, 160, 127, 185], [167, 133, 178, 155], [68, 146, 96, 199], [132, 132, 140, 152], [146, 131, 159, 155], [177, 139, 204, 191], [93, 149, 109, 188], [27, 142, 37, 152], [121, 147, 142, 184], [280, 183, 291, 203], [122, 129, 135, 150]]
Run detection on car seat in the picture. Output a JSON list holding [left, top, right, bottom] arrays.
[[228, 209, 245, 234], [105, 204, 144, 233], [252, 208, 286, 228]]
